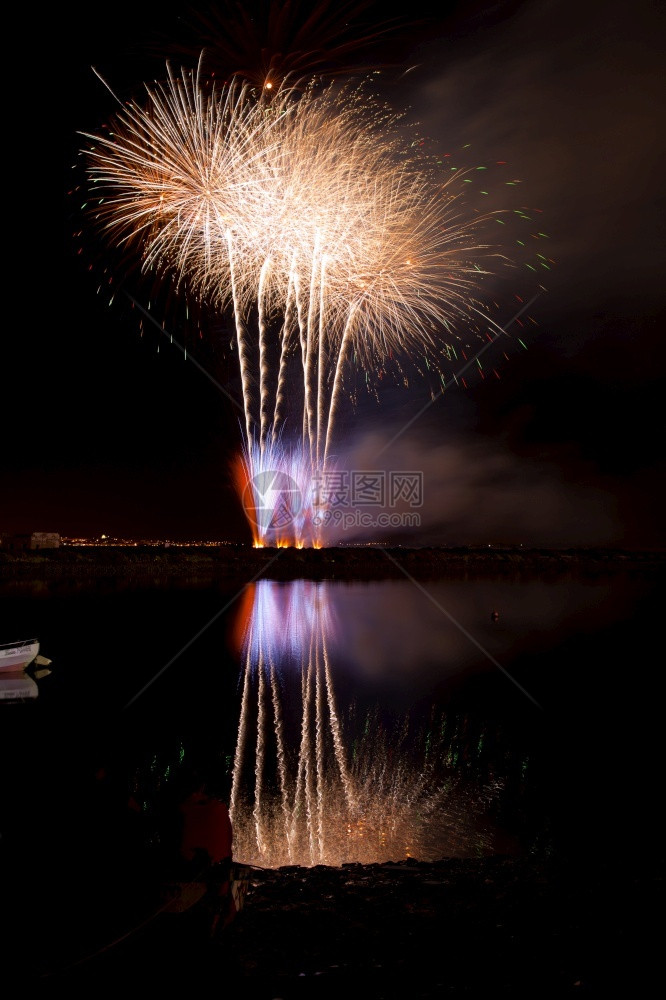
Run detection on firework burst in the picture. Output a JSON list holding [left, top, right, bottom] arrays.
[[83, 65, 522, 544]]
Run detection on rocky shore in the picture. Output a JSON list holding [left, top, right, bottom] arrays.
[[38, 852, 658, 994], [2, 544, 663, 585]]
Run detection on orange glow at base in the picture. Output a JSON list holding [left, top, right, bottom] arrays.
[[229, 583, 257, 657], [231, 449, 326, 549]]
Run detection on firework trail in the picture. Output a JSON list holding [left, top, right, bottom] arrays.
[[83, 65, 519, 544]]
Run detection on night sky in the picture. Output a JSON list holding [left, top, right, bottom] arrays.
[[4, 0, 664, 546]]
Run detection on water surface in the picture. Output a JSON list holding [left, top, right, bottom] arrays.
[[1, 568, 661, 971]]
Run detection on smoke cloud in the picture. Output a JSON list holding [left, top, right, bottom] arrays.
[[324, 427, 619, 546]]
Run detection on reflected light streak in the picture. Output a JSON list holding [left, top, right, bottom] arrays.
[[230, 580, 501, 867]]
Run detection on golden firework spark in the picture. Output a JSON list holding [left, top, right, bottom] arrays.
[[83, 66, 508, 533]]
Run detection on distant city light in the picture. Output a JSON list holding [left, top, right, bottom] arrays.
[[61, 536, 233, 548]]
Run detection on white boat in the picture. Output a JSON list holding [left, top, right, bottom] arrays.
[[0, 639, 40, 673]]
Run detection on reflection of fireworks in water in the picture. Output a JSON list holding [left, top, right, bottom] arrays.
[[83, 68, 543, 544], [230, 580, 502, 866]]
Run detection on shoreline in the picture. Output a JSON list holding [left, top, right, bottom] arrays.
[[1, 545, 664, 584], [31, 851, 658, 991]]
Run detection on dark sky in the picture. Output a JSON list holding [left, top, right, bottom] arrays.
[[3, 0, 664, 545]]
